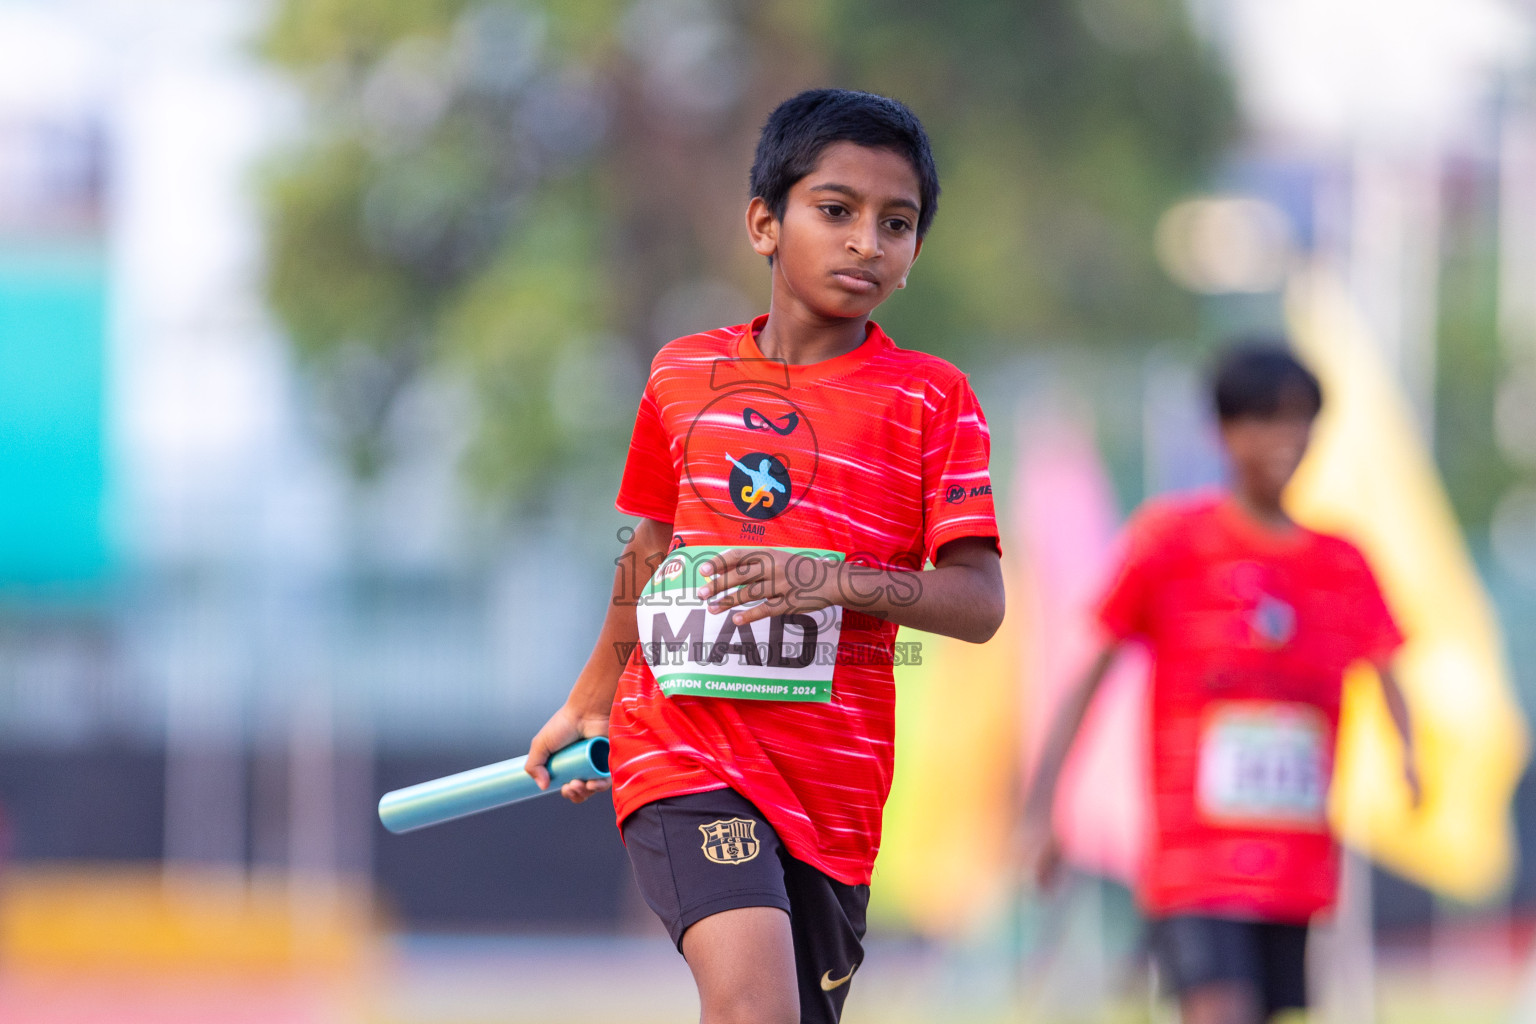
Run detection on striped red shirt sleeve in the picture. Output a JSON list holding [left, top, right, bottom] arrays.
[[1097, 503, 1172, 641], [615, 378, 679, 523], [922, 376, 1000, 565]]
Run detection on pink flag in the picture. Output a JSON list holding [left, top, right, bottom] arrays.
[[1016, 410, 1148, 883]]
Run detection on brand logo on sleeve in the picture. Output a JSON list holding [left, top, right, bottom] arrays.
[[944, 483, 991, 504], [699, 818, 761, 865]]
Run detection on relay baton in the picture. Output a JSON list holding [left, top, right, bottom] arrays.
[[378, 737, 611, 834]]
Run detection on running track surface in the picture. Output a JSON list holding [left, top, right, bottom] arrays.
[[0, 933, 1518, 1024]]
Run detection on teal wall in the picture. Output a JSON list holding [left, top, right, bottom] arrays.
[[0, 244, 109, 586]]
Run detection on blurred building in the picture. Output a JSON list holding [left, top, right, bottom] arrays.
[[0, 0, 624, 929]]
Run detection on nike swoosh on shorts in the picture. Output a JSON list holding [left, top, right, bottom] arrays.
[[820, 965, 858, 991]]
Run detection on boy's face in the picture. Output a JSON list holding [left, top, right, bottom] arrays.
[[747, 141, 923, 321], [1220, 410, 1315, 504]]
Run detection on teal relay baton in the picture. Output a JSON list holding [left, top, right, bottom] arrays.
[[378, 737, 611, 834]]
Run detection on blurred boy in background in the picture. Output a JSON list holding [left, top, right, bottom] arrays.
[[1024, 343, 1419, 1024]]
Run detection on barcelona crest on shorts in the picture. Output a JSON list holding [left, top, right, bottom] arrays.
[[699, 817, 761, 865]]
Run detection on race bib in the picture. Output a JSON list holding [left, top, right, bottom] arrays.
[[1197, 702, 1329, 828], [637, 546, 844, 702]]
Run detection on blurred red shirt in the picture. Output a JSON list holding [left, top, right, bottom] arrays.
[[1098, 493, 1403, 922], [609, 316, 999, 885]]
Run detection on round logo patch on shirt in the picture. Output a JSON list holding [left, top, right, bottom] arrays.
[[728, 452, 791, 519], [1250, 593, 1297, 648], [683, 387, 818, 523]]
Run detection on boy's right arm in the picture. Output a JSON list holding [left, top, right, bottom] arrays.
[[525, 517, 673, 803], [1019, 642, 1120, 885]]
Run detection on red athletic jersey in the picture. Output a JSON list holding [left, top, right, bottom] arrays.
[[610, 315, 999, 885], [1098, 493, 1403, 922]]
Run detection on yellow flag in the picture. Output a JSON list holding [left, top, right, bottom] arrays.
[[873, 561, 1025, 936], [1286, 270, 1528, 902]]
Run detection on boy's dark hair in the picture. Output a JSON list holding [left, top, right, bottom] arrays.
[[1211, 340, 1323, 422], [750, 89, 940, 238]]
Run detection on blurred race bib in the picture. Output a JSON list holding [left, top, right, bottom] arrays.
[[1197, 702, 1329, 828], [638, 546, 844, 702]]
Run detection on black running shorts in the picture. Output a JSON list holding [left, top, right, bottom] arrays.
[[622, 788, 869, 1024], [1149, 914, 1309, 1018]]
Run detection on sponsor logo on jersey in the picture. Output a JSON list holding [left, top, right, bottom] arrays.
[[684, 387, 818, 523], [699, 818, 761, 865], [727, 452, 791, 520], [743, 407, 799, 435]]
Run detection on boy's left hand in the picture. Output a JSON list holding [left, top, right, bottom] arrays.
[[1015, 811, 1066, 891], [1404, 752, 1423, 810], [698, 548, 843, 626]]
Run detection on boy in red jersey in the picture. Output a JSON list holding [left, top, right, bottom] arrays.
[[523, 89, 1005, 1024], [1023, 344, 1419, 1024]]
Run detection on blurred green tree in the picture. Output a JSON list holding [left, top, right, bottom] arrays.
[[1435, 174, 1516, 533], [259, 0, 1233, 506]]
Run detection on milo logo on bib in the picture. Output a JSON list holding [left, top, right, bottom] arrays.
[[638, 546, 844, 702]]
